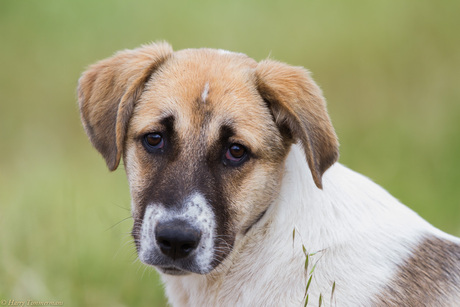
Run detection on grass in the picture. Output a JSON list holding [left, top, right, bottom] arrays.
[[294, 227, 335, 307], [1, 0, 460, 306]]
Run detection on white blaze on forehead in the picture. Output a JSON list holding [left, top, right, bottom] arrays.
[[201, 82, 210, 103], [217, 49, 247, 57], [217, 49, 233, 55], [139, 192, 216, 272]]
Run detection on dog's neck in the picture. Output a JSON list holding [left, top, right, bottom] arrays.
[[160, 144, 434, 306]]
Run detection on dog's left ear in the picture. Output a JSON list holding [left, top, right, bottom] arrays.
[[255, 60, 339, 189]]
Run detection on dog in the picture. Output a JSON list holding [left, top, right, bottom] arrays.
[[78, 42, 460, 306]]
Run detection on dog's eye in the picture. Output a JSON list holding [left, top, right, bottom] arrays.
[[224, 143, 248, 166], [143, 133, 164, 150]]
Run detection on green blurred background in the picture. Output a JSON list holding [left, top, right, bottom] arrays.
[[1, 0, 459, 306]]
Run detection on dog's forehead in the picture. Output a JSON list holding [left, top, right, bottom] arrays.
[[131, 49, 277, 146], [142, 48, 259, 111]]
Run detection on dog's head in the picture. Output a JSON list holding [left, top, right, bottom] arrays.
[[78, 42, 338, 275]]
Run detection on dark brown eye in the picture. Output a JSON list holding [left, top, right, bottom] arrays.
[[143, 133, 164, 150], [228, 144, 245, 158], [224, 143, 248, 165]]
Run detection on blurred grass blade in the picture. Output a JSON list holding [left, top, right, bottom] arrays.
[[306, 275, 313, 294], [331, 281, 336, 302], [309, 263, 317, 275], [293, 228, 296, 247]]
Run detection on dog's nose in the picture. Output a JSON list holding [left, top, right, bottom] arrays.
[[155, 220, 202, 260]]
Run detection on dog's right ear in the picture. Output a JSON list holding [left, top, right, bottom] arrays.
[[78, 42, 173, 171]]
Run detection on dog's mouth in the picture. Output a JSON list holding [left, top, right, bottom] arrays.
[[157, 266, 190, 276]]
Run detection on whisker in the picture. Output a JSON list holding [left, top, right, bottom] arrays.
[[105, 216, 132, 232]]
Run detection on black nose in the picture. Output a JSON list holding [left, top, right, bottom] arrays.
[[155, 220, 202, 260]]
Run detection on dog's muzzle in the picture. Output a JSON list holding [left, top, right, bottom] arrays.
[[138, 193, 216, 275]]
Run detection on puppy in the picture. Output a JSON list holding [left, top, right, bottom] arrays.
[[78, 42, 460, 306]]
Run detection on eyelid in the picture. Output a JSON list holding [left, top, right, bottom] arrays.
[[137, 127, 163, 138], [227, 138, 250, 150], [135, 116, 175, 141]]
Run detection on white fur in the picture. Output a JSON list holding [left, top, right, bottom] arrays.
[[139, 204, 165, 263], [201, 82, 210, 103], [139, 192, 216, 272], [217, 49, 246, 57], [161, 144, 449, 306], [217, 49, 233, 55]]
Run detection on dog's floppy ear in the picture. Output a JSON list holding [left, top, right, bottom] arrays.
[[78, 42, 173, 171], [255, 60, 339, 189]]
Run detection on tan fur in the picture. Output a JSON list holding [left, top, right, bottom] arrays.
[[373, 236, 460, 306], [79, 43, 338, 188]]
